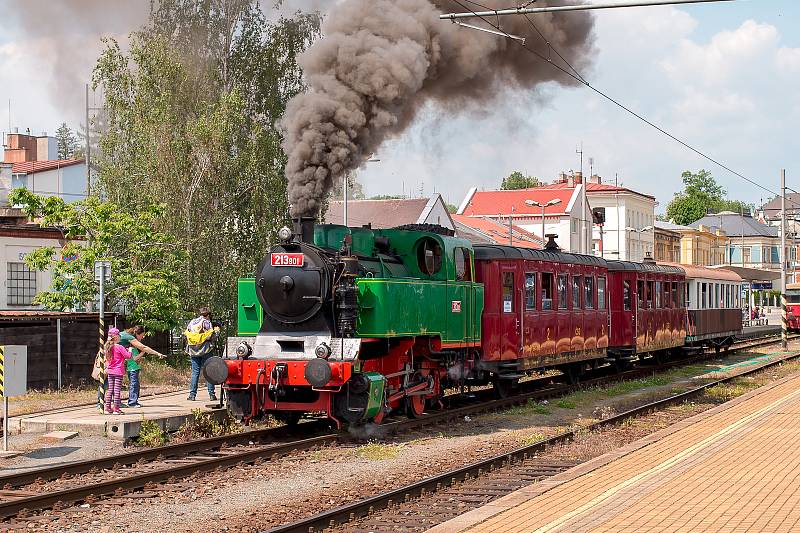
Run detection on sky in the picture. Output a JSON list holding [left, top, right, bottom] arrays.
[[0, 0, 797, 213]]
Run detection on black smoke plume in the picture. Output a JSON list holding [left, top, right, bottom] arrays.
[[280, 0, 595, 217]]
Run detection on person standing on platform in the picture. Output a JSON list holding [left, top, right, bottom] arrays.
[[184, 307, 220, 401], [104, 327, 132, 415], [120, 325, 166, 408]]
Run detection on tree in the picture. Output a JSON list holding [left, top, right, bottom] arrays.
[[55, 122, 79, 159], [330, 174, 366, 201], [445, 202, 458, 213], [369, 195, 407, 200], [501, 171, 540, 190], [665, 170, 753, 225], [8, 188, 183, 331], [91, 1, 321, 323]]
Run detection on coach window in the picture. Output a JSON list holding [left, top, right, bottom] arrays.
[[598, 277, 607, 310], [572, 276, 582, 309], [672, 282, 678, 309], [655, 281, 662, 308], [542, 272, 554, 310], [585, 276, 595, 309], [637, 280, 645, 309], [557, 274, 568, 309], [647, 281, 655, 309], [455, 248, 471, 281], [701, 283, 707, 309], [525, 273, 536, 310], [623, 280, 632, 311], [502, 272, 514, 313]]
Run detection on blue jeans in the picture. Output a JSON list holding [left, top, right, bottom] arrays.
[[189, 355, 215, 398], [127, 369, 140, 406]]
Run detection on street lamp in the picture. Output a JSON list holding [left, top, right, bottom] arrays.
[[344, 157, 380, 226], [525, 198, 562, 245], [625, 225, 654, 261]]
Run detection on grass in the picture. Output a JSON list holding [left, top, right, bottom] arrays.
[[356, 442, 404, 460], [507, 400, 552, 416], [704, 379, 761, 403], [517, 433, 546, 446], [555, 398, 577, 409], [137, 419, 168, 447]]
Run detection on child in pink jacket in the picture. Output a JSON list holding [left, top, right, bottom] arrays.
[[104, 328, 132, 414]]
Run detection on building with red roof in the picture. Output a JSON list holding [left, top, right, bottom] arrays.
[[457, 174, 593, 254], [452, 214, 543, 249], [458, 172, 657, 259], [2, 131, 87, 204]]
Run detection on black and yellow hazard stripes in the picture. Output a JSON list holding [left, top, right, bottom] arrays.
[[97, 318, 106, 409]]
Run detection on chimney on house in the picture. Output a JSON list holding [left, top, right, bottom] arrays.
[[588, 174, 602, 184], [574, 171, 583, 184], [556, 172, 568, 184]]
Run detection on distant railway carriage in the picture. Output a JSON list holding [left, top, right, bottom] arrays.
[[209, 220, 746, 426], [667, 263, 743, 350], [783, 282, 800, 331]]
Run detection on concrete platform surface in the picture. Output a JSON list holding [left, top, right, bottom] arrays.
[[9, 390, 223, 440], [430, 372, 800, 533]]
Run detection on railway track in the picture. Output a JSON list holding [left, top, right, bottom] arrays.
[[270, 336, 800, 533], [0, 332, 790, 524]]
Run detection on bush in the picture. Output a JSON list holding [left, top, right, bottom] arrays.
[[137, 419, 168, 446]]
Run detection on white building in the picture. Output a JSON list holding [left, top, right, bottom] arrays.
[[584, 175, 657, 262], [457, 177, 593, 254]]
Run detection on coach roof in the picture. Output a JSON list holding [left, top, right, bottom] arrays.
[[606, 260, 685, 275], [473, 245, 608, 267]]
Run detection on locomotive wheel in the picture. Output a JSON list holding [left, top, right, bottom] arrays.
[[405, 394, 426, 418], [493, 377, 520, 399], [274, 411, 302, 426]]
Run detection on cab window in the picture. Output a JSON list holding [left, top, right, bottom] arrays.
[[454, 247, 472, 281], [417, 238, 442, 275]]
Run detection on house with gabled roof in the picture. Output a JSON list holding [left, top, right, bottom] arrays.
[[324, 194, 455, 231]]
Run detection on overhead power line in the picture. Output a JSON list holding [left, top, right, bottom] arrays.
[[449, 0, 792, 205]]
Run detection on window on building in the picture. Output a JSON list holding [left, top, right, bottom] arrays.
[[11, 174, 28, 190], [454, 247, 471, 281], [7, 262, 36, 306], [623, 279, 631, 311], [572, 276, 582, 309], [743, 247, 751, 264], [525, 273, 536, 310], [647, 280, 655, 309], [542, 272, 554, 310], [502, 271, 514, 313], [655, 281, 662, 308], [598, 277, 607, 310], [637, 280, 645, 309], [585, 277, 595, 309], [557, 274, 568, 309], [571, 218, 578, 233]]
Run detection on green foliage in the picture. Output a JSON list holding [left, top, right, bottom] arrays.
[[8, 188, 183, 331], [369, 194, 407, 200], [91, 1, 322, 325], [137, 419, 168, 446], [665, 170, 752, 225], [501, 171, 540, 190], [173, 409, 242, 441], [55, 122, 80, 159], [446, 202, 458, 213]]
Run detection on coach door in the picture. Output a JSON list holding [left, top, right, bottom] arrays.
[[500, 267, 521, 360]]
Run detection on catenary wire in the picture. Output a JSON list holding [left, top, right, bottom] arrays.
[[448, 0, 788, 202]]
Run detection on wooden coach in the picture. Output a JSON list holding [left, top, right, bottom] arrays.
[[474, 244, 609, 382], [675, 263, 743, 348], [606, 259, 686, 363]]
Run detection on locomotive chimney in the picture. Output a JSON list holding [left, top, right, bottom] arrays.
[[293, 217, 316, 244]]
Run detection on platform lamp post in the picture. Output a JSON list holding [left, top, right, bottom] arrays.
[[525, 198, 562, 245], [625, 226, 654, 261]]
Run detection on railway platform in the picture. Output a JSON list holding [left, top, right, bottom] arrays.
[[430, 370, 800, 533], [8, 389, 223, 441]]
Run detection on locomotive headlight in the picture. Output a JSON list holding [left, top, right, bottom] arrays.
[[278, 226, 293, 243], [315, 342, 332, 359], [235, 341, 252, 359]]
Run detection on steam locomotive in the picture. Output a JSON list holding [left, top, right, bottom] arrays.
[[203, 218, 743, 426]]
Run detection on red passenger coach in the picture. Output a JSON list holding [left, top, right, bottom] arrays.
[[474, 244, 609, 387], [607, 258, 686, 366]]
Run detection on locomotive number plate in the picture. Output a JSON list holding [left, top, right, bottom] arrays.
[[271, 253, 304, 267]]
